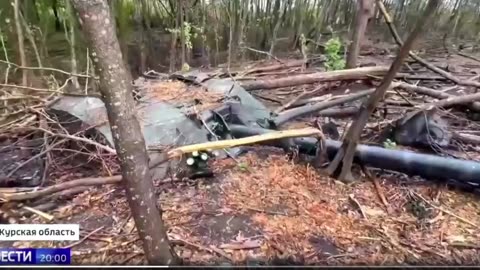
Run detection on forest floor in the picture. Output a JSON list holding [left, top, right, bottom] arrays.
[[1, 38, 480, 266]]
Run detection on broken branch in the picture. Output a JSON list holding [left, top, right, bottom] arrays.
[[37, 127, 116, 154], [0, 59, 92, 78], [396, 82, 480, 111], [167, 128, 324, 158], [0, 175, 122, 201], [420, 92, 480, 110], [274, 85, 324, 114], [275, 84, 399, 127]]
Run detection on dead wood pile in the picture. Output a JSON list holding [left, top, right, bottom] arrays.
[[1, 42, 480, 265]]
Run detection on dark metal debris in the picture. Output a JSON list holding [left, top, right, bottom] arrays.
[[49, 71, 480, 188]]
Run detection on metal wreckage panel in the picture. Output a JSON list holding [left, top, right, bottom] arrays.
[[49, 73, 271, 180], [49, 72, 480, 189]]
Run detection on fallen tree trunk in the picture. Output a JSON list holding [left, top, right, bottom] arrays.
[[240, 66, 389, 91], [274, 88, 376, 126], [421, 91, 480, 110], [274, 83, 400, 126], [316, 107, 359, 117], [453, 132, 480, 145], [396, 82, 480, 111]]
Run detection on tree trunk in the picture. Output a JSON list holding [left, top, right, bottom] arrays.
[[14, 0, 28, 86], [65, 0, 80, 89], [169, 0, 179, 72], [213, 0, 220, 66], [346, 0, 374, 69], [179, 0, 186, 66], [135, 2, 147, 75], [71, 0, 178, 265], [326, 0, 441, 182], [268, 0, 282, 58]]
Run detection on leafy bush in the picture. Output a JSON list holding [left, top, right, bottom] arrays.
[[324, 37, 346, 71]]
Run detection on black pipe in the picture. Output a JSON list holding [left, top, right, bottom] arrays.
[[228, 124, 480, 186]]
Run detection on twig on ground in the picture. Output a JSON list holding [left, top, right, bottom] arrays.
[[0, 115, 30, 130], [38, 186, 92, 205], [362, 166, 392, 213], [71, 238, 140, 256], [117, 213, 132, 235], [36, 127, 116, 154], [412, 192, 478, 228], [63, 226, 105, 249], [17, 202, 57, 217], [0, 187, 37, 193], [0, 175, 122, 201], [21, 206, 54, 221], [456, 51, 480, 63], [274, 85, 323, 114], [348, 194, 368, 220], [118, 253, 142, 264], [243, 205, 289, 216], [6, 138, 68, 178], [378, 226, 421, 260], [448, 242, 480, 249]]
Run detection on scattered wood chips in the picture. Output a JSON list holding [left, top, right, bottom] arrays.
[[7, 150, 480, 265], [212, 150, 480, 265], [140, 80, 224, 112]]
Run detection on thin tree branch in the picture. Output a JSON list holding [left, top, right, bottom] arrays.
[[0, 59, 93, 78]]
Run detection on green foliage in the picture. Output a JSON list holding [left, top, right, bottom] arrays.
[[183, 22, 192, 50], [324, 37, 345, 71], [406, 200, 433, 220], [383, 139, 397, 149], [237, 162, 249, 172], [191, 25, 206, 42], [167, 22, 206, 50], [2, 0, 479, 85], [181, 63, 190, 72]]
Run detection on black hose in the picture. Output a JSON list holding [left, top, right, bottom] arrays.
[[229, 124, 480, 186]]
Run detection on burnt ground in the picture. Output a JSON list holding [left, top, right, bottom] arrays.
[[1, 38, 480, 266]]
